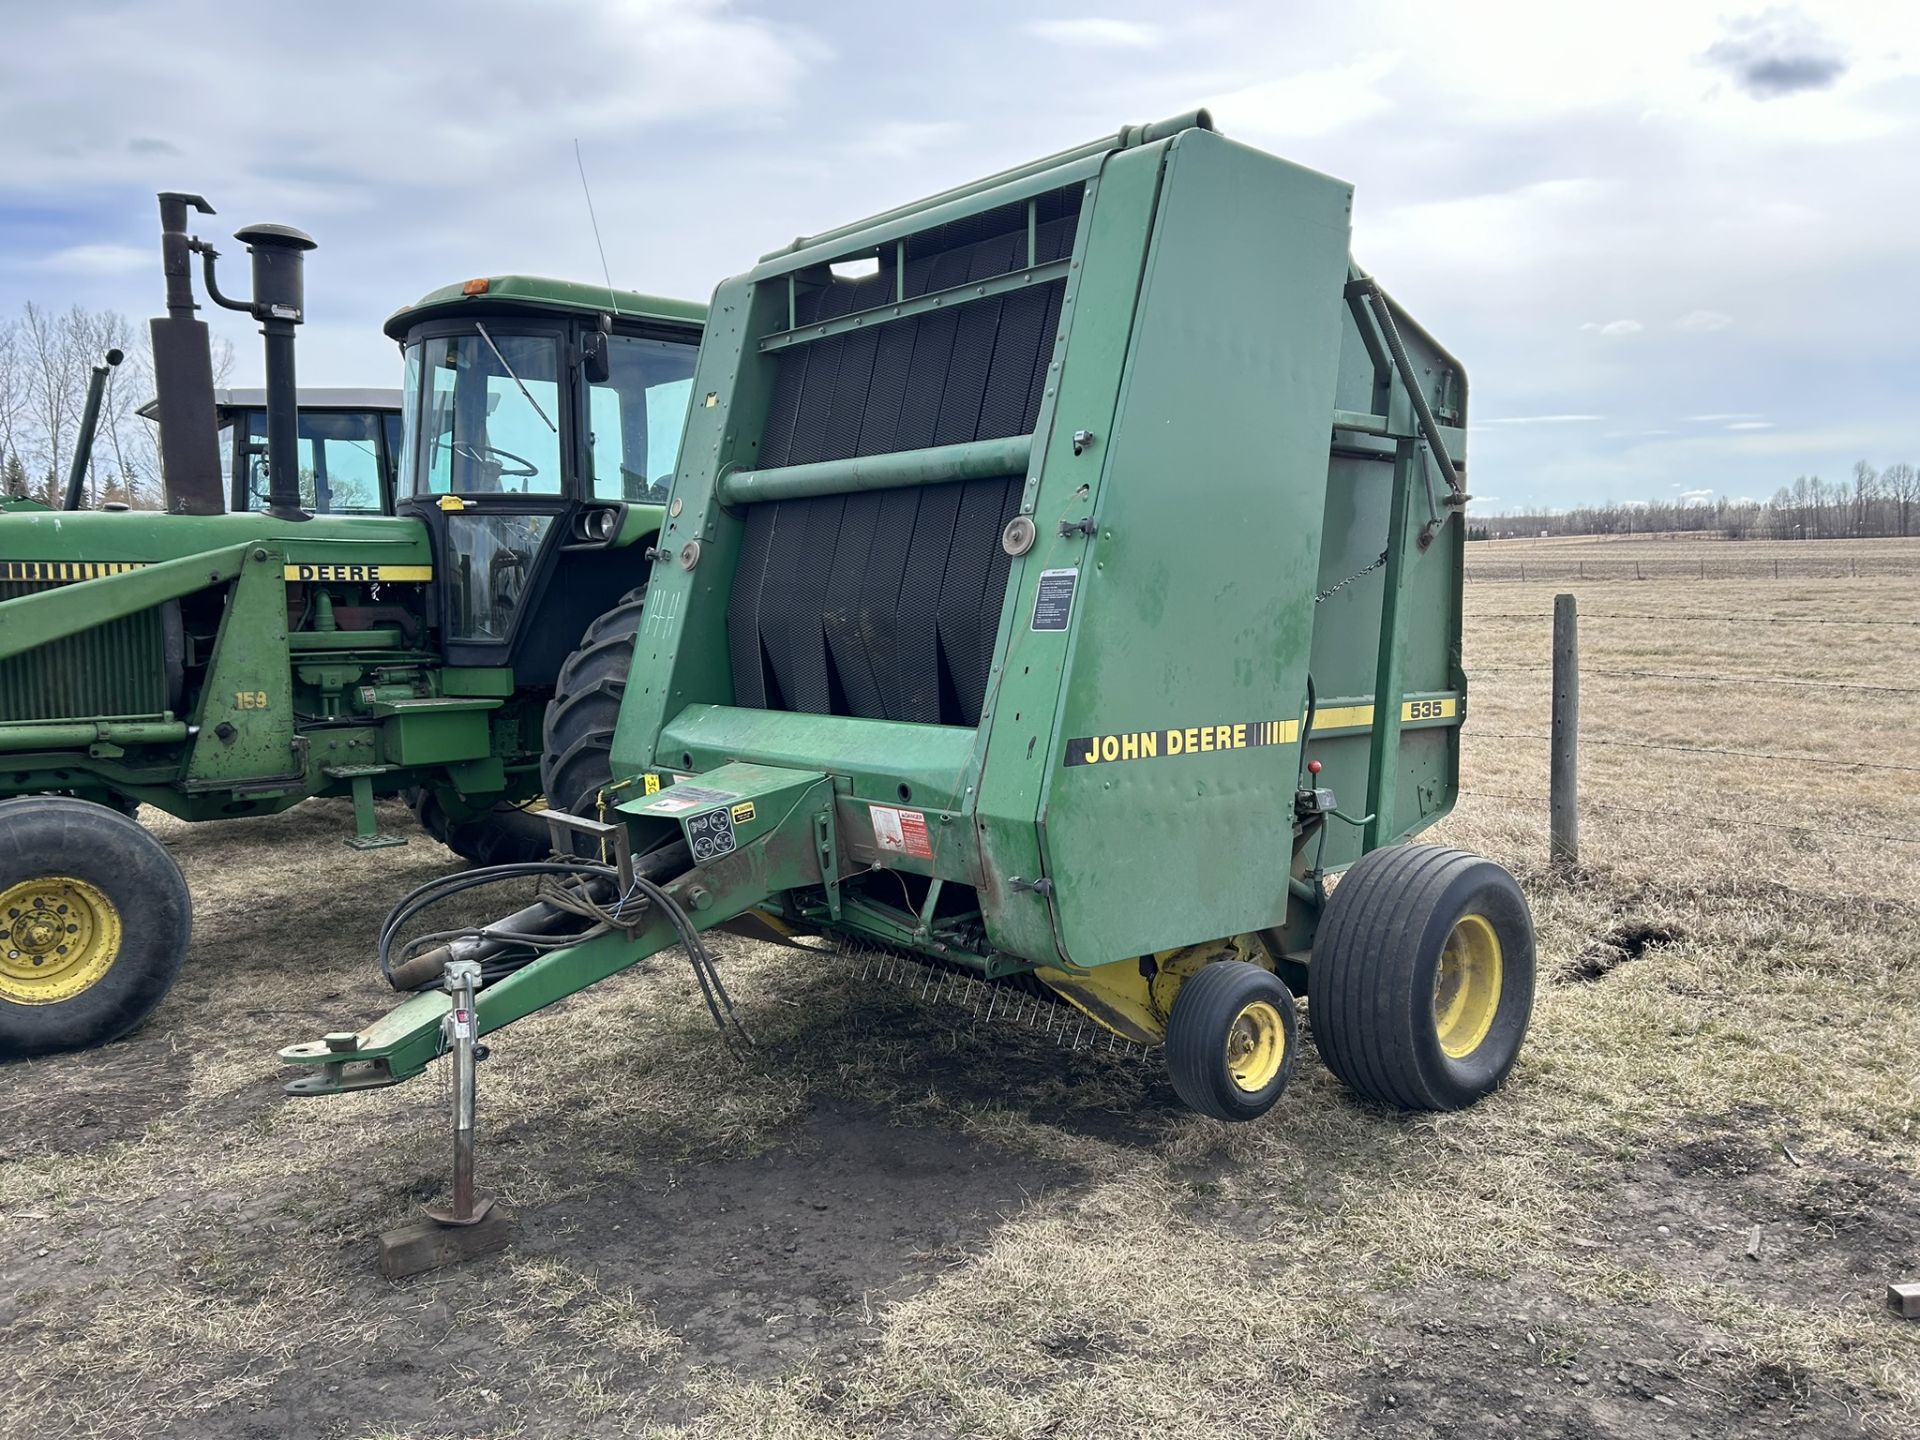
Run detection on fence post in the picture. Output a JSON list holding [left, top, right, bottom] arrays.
[[1551, 593, 1579, 869]]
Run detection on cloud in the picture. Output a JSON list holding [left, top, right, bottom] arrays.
[[34, 243, 149, 276], [1212, 54, 1400, 140], [1477, 414, 1605, 425], [1725, 420, 1776, 430], [1580, 319, 1644, 336], [1675, 308, 1733, 332], [1684, 413, 1765, 422], [1023, 18, 1161, 49], [1678, 487, 1714, 502], [1702, 9, 1848, 99]]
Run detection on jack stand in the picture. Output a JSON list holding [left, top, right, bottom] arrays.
[[337, 769, 405, 850], [377, 960, 510, 1278]]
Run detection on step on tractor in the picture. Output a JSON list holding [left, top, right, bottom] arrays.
[[283, 111, 1535, 1173], [0, 192, 705, 1058]]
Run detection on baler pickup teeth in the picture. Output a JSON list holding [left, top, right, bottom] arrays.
[[852, 945, 1156, 1062]]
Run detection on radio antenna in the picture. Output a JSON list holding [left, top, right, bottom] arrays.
[[573, 138, 618, 314]]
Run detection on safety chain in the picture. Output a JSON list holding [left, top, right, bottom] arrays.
[[1315, 549, 1388, 603]]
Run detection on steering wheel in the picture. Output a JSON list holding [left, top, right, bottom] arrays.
[[436, 440, 540, 480], [475, 443, 539, 478]]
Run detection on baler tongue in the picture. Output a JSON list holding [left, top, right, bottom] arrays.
[[279, 763, 834, 1096]]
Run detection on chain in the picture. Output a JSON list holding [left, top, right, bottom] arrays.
[[1315, 550, 1388, 603]]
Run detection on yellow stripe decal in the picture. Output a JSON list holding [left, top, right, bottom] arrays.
[[1313, 697, 1461, 732], [282, 563, 433, 583], [1063, 718, 1302, 768], [0, 560, 148, 582]]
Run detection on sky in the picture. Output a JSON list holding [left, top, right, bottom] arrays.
[[0, 0, 1914, 514]]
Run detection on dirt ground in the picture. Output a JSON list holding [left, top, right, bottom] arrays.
[[2, 537, 1916, 1439]]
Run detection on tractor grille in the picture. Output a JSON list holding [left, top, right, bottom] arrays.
[[728, 185, 1082, 726], [0, 580, 172, 721]]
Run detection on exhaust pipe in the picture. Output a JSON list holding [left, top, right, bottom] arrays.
[[62, 348, 124, 510], [148, 193, 225, 515]]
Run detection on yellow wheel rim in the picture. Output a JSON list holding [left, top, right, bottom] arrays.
[[0, 876, 123, 1005], [1225, 999, 1287, 1093], [1434, 913, 1503, 1059]]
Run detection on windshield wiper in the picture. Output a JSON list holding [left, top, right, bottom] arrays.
[[474, 322, 557, 434]]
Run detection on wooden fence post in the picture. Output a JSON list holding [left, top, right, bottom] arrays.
[[1551, 593, 1579, 869]]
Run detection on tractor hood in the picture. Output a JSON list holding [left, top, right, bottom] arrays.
[[0, 509, 431, 574]]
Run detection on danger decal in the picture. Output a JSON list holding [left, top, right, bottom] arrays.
[[869, 804, 934, 860], [1063, 719, 1302, 768]]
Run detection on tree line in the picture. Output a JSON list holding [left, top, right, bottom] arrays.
[[0, 302, 231, 509], [1471, 463, 1920, 542]]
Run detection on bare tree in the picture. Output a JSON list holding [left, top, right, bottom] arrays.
[[1886, 463, 1919, 539]]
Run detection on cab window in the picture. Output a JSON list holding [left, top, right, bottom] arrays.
[[587, 334, 698, 502], [414, 330, 564, 496]]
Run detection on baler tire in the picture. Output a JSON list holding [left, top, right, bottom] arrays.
[[1308, 844, 1534, 1112], [0, 796, 191, 1059], [407, 790, 551, 867], [1164, 960, 1299, 1122], [541, 586, 648, 826]]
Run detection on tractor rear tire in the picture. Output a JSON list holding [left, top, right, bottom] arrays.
[[541, 586, 648, 824], [0, 796, 191, 1059], [1308, 844, 1535, 1111], [1165, 959, 1299, 1122], [407, 790, 551, 867]]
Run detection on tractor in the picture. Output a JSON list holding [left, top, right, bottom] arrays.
[[281, 108, 1535, 1200], [0, 192, 704, 1057]]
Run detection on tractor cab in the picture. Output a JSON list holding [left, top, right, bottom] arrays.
[[387, 277, 702, 677], [136, 388, 404, 515]]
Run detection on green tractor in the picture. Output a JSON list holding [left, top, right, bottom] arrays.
[[0, 192, 703, 1057]]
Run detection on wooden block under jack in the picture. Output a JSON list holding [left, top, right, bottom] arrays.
[[1889, 1283, 1920, 1319], [379, 1207, 511, 1280]]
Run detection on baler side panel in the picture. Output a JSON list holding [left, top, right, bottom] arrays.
[[972, 147, 1170, 964], [1036, 131, 1355, 966], [1306, 296, 1467, 871]]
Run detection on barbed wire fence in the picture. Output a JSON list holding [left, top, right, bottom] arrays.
[[1458, 594, 1920, 855]]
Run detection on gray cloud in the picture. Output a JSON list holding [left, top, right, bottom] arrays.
[[1703, 9, 1848, 98]]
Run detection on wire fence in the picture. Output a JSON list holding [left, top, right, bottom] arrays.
[[1465, 555, 1920, 583], [1459, 600, 1920, 854]]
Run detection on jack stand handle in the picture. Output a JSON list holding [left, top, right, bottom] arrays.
[[428, 958, 494, 1227]]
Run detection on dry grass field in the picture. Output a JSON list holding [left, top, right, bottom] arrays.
[[2, 535, 1916, 1440]]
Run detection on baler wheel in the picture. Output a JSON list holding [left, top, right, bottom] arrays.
[[541, 585, 649, 828], [1308, 845, 1535, 1111], [1165, 960, 1299, 1121], [0, 796, 191, 1058]]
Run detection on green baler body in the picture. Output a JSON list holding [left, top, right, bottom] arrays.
[[620, 121, 1466, 977]]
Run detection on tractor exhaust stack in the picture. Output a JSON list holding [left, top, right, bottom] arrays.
[[148, 193, 225, 516]]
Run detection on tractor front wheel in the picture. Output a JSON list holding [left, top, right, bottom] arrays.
[[407, 790, 550, 867], [1308, 844, 1535, 1111], [542, 585, 648, 823], [1165, 959, 1299, 1121], [0, 796, 191, 1059]]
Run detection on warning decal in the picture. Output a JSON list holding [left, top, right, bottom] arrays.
[[869, 804, 934, 860], [1063, 719, 1302, 768], [635, 782, 739, 815]]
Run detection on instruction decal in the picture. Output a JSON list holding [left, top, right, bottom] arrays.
[[1030, 568, 1078, 631], [686, 806, 737, 863], [635, 782, 739, 815], [1063, 719, 1303, 768], [869, 804, 934, 860]]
